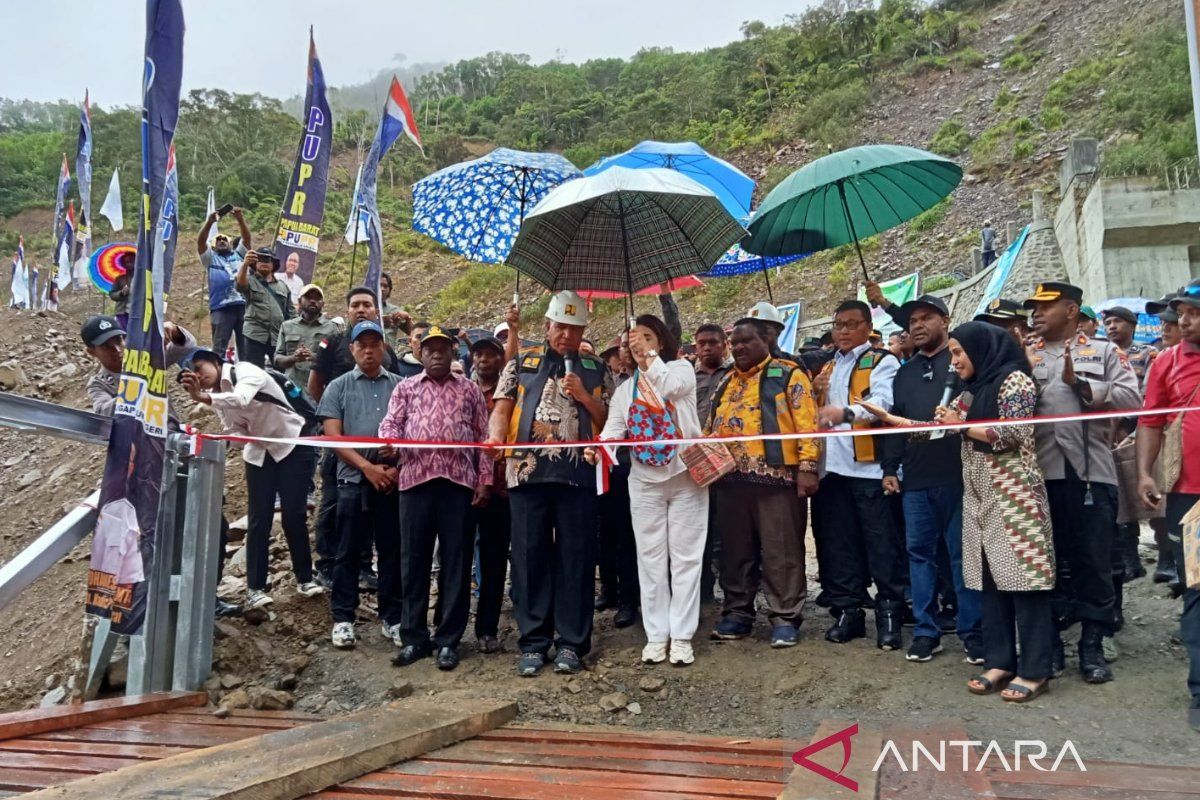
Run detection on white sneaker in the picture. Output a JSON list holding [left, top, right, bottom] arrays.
[[331, 622, 357, 649], [381, 622, 402, 645], [245, 590, 274, 610], [669, 639, 695, 666], [642, 642, 667, 664], [296, 581, 325, 598]]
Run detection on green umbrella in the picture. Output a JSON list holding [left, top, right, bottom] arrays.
[[743, 144, 962, 281]]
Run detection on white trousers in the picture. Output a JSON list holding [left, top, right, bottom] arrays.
[[628, 469, 710, 643]]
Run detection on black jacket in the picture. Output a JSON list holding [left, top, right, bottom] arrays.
[[879, 346, 963, 490]]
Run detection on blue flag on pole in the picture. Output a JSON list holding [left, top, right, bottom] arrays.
[[76, 91, 93, 268], [85, 0, 184, 635], [275, 28, 332, 283], [52, 156, 71, 263], [362, 76, 423, 298]]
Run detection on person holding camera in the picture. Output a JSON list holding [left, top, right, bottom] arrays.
[[236, 248, 293, 368], [179, 347, 323, 610], [197, 205, 252, 356]]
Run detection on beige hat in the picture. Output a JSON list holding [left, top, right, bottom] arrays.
[[545, 290, 588, 326]]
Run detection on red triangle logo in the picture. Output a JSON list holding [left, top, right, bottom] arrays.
[[792, 722, 859, 792]]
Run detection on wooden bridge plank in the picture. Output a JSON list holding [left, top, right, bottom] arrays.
[[19, 699, 516, 800], [0, 749, 139, 773], [0, 692, 205, 742], [453, 737, 788, 770], [479, 727, 801, 756], [0, 767, 84, 792], [986, 762, 1200, 794], [338, 773, 731, 800], [876, 720, 996, 800], [33, 726, 249, 748], [0, 738, 193, 759]]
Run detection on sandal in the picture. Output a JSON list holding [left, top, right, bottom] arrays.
[[1001, 679, 1050, 703], [967, 672, 1013, 695]]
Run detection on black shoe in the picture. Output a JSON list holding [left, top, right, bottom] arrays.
[[314, 570, 334, 590], [876, 606, 902, 651], [935, 606, 958, 634], [814, 590, 831, 608], [613, 605, 638, 628], [392, 643, 431, 667], [1051, 635, 1065, 678], [1123, 553, 1147, 582], [1078, 627, 1114, 684], [824, 609, 866, 644], [517, 652, 547, 677], [554, 648, 583, 674], [359, 570, 379, 593], [962, 636, 985, 666], [594, 586, 618, 611], [906, 636, 943, 662], [1154, 547, 1178, 583], [214, 599, 242, 618], [435, 646, 459, 671]]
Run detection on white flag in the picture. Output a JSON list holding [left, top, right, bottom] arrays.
[[99, 168, 123, 232], [55, 238, 72, 289], [206, 186, 219, 242], [344, 163, 370, 245], [9, 257, 29, 308]]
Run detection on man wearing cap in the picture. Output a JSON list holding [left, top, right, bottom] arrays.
[[878, 296, 983, 663], [236, 248, 293, 368], [1079, 306, 1100, 338], [485, 291, 613, 677], [308, 286, 400, 588], [974, 298, 1033, 348], [82, 315, 196, 425], [275, 284, 341, 393], [179, 348, 323, 609], [197, 207, 252, 356], [468, 333, 511, 653], [1137, 278, 1200, 729], [813, 299, 905, 650], [379, 325, 492, 671], [316, 320, 403, 651], [1025, 281, 1141, 684], [1103, 306, 1155, 388], [693, 322, 733, 603]]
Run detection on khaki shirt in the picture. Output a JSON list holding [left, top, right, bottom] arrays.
[[276, 315, 341, 390], [1027, 333, 1141, 485], [239, 274, 291, 346]]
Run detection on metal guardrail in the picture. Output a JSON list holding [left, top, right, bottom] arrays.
[[0, 391, 111, 445]]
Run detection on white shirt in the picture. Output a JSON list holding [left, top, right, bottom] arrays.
[[600, 358, 700, 483], [275, 272, 305, 305], [820, 342, 898, 480], [208, 361, 304, 467]]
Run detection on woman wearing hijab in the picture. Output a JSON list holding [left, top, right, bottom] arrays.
[[866, 321, 1055, 702]]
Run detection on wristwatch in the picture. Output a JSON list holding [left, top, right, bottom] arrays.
[[843, 407, 856, 423]]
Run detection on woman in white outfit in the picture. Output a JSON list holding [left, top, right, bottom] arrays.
[[587, 315, 708, 666]]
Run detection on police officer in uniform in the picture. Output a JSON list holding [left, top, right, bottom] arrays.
[[1024, 282, 1141, 683], [486, 291, 613, 677], [974, 298, 1033, 348]]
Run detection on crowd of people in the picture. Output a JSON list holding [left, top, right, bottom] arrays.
[[72, 208, 1200, 725]]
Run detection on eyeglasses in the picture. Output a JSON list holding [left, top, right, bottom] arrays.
[[832, 319, 866, 331]]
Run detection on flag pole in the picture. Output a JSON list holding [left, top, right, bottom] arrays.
[[348, 200, 362, 289]]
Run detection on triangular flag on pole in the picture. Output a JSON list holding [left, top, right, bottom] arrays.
[[99, 168, 124, 232]]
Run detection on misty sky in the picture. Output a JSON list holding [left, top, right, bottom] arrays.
[[0, 0, 814, 106]]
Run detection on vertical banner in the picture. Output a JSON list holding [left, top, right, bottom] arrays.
[[52, 155, 71, 263], [76, 91, 94, 275], [157, 144, 179, 297], [9, 236, 29, 308], [343, 162, 369, 245], [275, 28, 332, 283], [858, 272, 920, 336], [85, 0, 184, 635], [361, 75, 423, 297], [777, 301, 802, 354], [205, 186, 219, 243], [56, 202, 76, 289]]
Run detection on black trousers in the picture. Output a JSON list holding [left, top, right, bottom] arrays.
[[510, 483, 597, 656], [331, 482, 401, 625], [314, 450, 339, 577], [699, 487, 722, 601], [813, 472, 906, 612], [244, 448, 314, 591], [399, 479, 475, 649], [240, 337, 275, 369], [598, 465, 639, 608], [1045, 464, 1118, 634], [475, 494, 511, 639], [980, 561, 1055, 680]]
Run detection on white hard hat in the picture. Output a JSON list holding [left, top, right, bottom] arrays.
[[745, 301, 785, 328], [545, 290, 589, 326], [493, 321, 510, 339]]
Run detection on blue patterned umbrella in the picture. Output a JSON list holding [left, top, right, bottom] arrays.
[[412, 148, 581, 265], [703, 243, 808, 277]]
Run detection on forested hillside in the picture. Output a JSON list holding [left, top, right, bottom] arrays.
[[0, 0, 1191, 330]]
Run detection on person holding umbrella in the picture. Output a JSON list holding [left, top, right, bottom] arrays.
[[485, 291, 613, 677]]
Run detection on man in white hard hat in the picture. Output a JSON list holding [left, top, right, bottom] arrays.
[[486, 290, 614, 677], [745, 301, 797, 365]]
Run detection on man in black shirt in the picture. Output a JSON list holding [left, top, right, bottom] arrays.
[[879, 294, 982, 664], [308, 286, 399, 587]]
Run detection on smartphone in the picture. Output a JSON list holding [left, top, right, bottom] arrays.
[[216, 203, 234, 218]]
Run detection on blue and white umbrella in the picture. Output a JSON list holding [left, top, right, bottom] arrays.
[[584, 140, 754, 220], [702, 243, 808, 277], [412, 148, 581, 265]]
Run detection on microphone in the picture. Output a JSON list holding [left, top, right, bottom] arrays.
[[564, 353, 575, 376], [930, 364, 957, 440]]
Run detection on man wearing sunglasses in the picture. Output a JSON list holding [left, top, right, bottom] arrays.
[[879, 295, 982, 665]]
